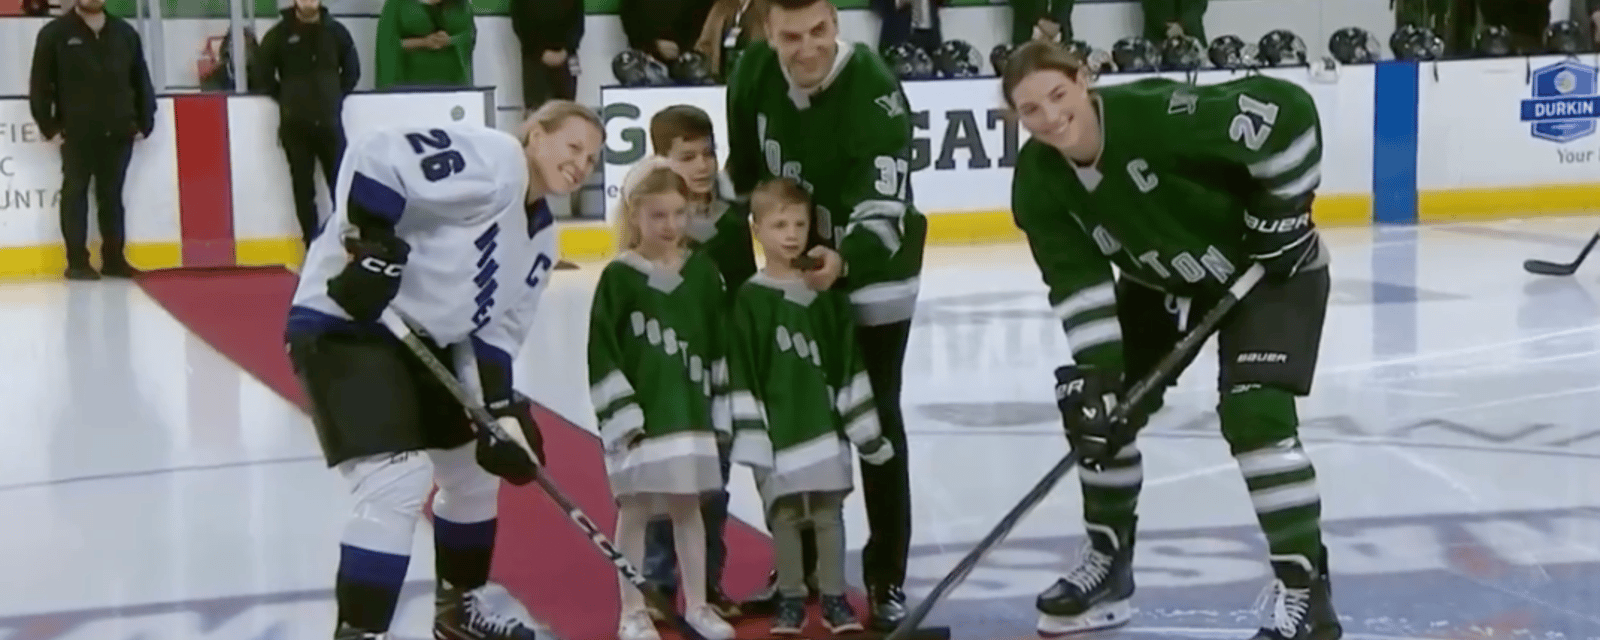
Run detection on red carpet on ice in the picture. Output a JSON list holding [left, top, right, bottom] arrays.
[[137, 266, 870, 640]]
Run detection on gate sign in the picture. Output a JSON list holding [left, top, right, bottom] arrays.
[[1520, 60, 1600, 143]]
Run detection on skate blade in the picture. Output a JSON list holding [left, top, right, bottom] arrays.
[[1037, 601, 1134, 637], [742, 625, 951, 640]]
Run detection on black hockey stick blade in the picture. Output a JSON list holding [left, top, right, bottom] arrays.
[[1524, 232, 1599, 276], [883, 263, 1267, 640], [378, 309, 709, 640]]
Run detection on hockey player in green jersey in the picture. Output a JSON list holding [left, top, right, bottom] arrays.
[[723, 0, 926, 627], [587, 165, 737, 640], [726, 178, 895, 635], [639, 104, 750, 620], [1001, 40, 1339, 640]]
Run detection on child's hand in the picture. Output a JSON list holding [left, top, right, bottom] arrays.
[[858, 437, 894, 465]]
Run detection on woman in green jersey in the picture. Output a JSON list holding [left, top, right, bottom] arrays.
[[1000, 40, 1341, 640]]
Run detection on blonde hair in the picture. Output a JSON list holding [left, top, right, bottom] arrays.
[[749, 177, 810, 222], [613, 157, 692, 250], [518, 99, 603, 146]]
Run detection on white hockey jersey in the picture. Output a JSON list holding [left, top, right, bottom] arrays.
[[287, 122, 557, 406]]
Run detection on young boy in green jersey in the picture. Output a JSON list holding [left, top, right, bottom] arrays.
[[640, 104, 750, 620], [652, 105, 757, 292], [727, 178, 894, 635]]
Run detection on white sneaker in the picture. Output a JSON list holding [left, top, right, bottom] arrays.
[[686, 604, 735, 640], [617, 610, 660, 640]]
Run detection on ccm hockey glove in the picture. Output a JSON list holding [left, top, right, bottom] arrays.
[[476, 391, 543, 485], [1055, 365, 1135, 469], [1243, 209, 1321, 281], [327, 234, 409, 322]]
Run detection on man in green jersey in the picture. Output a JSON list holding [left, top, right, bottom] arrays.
[[1001, 40, 1340, 640], [722, 0, 927, 629]]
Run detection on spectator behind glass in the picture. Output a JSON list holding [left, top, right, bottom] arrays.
[[870, 0, 944, 52], [510, 0, 583, 113], [374, 0, 476, 88], [1008, 0, 1074, 45], [1141, 0, 1206, 43], [251, 0, 360, 248], [695, 0, 768, 81], [620, 0, 713, 66], [28, 0, 156, 280]]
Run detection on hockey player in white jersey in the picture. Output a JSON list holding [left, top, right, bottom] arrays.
[[284, 100, 603, 640]]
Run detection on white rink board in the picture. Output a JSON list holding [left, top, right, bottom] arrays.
[[598, 67, 1372, 219], [0, 98, 180, 248]]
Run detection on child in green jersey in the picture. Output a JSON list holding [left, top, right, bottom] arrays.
[[727, 178, 894, 635], [640, 105, 751, 620], [588, 163, 737, 640]]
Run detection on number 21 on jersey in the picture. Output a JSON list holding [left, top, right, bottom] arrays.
[[1228, 94, 1281, 151]]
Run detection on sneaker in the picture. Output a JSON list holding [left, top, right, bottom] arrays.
[[820, 595, 864, 634], [64, 265, 99, 280], [686, 603, 736, 640], [769, 596, 807, 636], [434, 582, 542, 640], [334, 622, 387, 639], [866, 584, 907, 632], [707, 587, 742, 618], [617, 610, 660, 640]]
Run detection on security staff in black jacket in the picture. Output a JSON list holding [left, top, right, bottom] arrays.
[[251, 0, 360, 247], [28, 0, 156, 280]]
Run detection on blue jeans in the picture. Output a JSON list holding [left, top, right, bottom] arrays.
[[643, 450, 731, 592]]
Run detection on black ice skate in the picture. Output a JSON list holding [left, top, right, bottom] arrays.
[[1035, 520, 1137, 637], [334, 622, 387, 640], [1247, 550, 1341, 640], [434, 582, 544, 640]]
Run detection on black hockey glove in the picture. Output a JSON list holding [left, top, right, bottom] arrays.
[[475, 391, 544, 486], [326, 234, 409, 323], [1243, 209, 1321, 281], [1056, 365, 1135, 469]]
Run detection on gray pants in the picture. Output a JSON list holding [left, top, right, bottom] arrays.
[[770, 492, 847, 598]]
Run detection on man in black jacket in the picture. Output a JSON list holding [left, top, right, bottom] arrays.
[[510, 0, 583, 112], [251, 0, 360, 247], [28, 0, 156, 280]]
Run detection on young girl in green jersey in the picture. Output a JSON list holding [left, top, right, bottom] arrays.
[[726, 178, 895, 635], [588, 161, 736, 640]]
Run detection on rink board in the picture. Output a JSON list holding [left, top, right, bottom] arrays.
[[0, 56, 1596, 276]]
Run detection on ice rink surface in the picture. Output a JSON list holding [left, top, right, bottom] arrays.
[[2, 216, 1599, 639]]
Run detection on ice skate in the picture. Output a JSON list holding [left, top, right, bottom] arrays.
[[1247, 551, 1341, 640], [1035, 521, 1136, 637], [434, 582, 545, 640], [617, 610, 661, 640]]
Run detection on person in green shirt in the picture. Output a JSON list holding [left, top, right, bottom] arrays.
[[1001, 39, 1338, 640], [374, 0, 476, 88]]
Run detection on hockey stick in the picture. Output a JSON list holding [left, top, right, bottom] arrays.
[[1523, 232, 1599, 276], [883, 262, 1267, 640], [378, 308, 709, 640]]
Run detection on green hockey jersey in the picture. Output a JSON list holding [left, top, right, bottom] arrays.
[[724, 40, 926, 327], [1010, 75, 1327, 380], [587, 250, 730, 489], [726, 272, 881, 502], [686, 194, 756, 296]]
